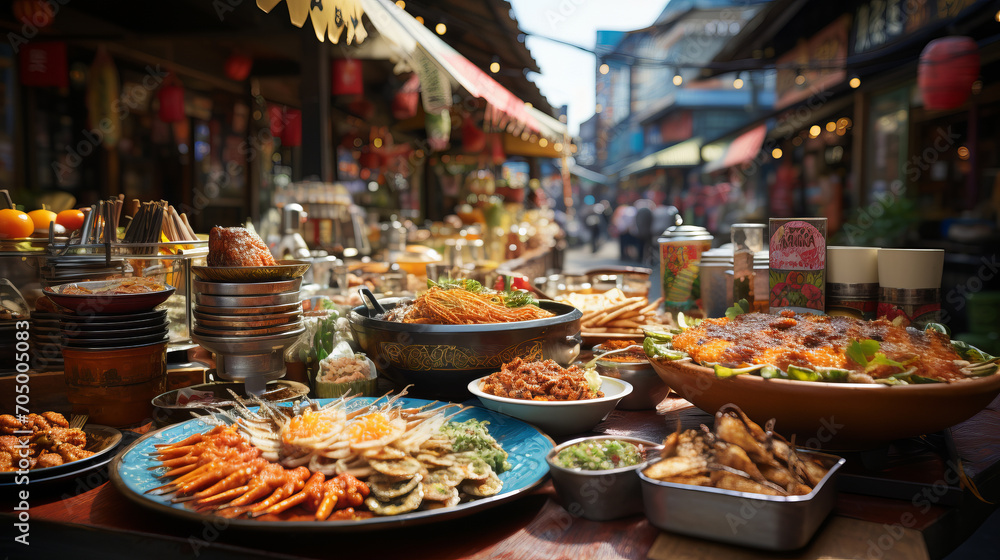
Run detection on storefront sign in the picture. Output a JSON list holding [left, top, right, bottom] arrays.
[[775, 16, 849, 110], [18, 41, 67, 88], [851, 0, 982, 55]]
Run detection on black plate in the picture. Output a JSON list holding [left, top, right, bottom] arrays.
[[60, 308, 167, 324], [0, 424, 123, 487], [62, 321, 169, 339], [61, 332, 169, 348]]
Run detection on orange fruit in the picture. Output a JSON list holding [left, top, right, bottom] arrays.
[[56, 209, 86, 231], [27, 208, 58, 231], [0, 209, 34, 239]]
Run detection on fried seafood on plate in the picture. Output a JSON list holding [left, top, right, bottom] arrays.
[[207, 226, 277, 267], [642, 404, 830, 497]]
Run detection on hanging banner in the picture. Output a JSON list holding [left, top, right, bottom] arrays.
[[257, 0, 367, 43]]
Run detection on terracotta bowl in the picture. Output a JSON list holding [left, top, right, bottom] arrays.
[[648, 357, 1000, 450]]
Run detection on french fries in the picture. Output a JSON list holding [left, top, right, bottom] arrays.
[[558, 288, 666, 338]]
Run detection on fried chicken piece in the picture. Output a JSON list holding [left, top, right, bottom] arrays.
[[36, 452, 65, 469], [0, 435, 22, 454], [24, 413, 50, 431], [0, 415, 22, 435], [0, 451, 14, 472], [207, 226, 277, 267], [56, 443, 95, 463], [34, 427, 87, 448], [41, 411, 69, 429]]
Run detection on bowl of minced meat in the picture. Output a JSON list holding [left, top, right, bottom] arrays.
[[314, 354, 378, 398]]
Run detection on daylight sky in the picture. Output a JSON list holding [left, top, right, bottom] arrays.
[[507, 0, 667, 135]]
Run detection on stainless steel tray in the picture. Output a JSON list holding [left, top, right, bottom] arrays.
[[638, 450, 845, 551], [193, 277, 302, 296], [195, 291, 299, 308]]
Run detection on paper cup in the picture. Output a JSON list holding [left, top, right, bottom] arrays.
[[827, 246, 879, 284], [877, 249, 944, 290]]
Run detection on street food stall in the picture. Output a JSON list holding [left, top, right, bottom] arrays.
[[2, 1, 1000, 559]]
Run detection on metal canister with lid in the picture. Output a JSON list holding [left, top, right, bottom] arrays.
[[657, 217, 713, 320]]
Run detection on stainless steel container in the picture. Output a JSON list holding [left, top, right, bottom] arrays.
[[639, 451, 845, 551], [193, 277, 302, 296], [195, 291, 300, 308], [592, 343, 669, 410], [546, 435, 660, 521]]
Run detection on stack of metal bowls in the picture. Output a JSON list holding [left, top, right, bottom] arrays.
[[191, 277, 305, 393]]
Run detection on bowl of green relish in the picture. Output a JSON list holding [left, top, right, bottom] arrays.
[[545, 435, 660, 521]]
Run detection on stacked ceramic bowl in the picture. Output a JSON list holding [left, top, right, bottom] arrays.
[[60, 309, 170, 349], [191, 277, 305, 392], [29, 311, 63, 371]]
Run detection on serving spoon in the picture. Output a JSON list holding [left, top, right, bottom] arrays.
[[359, 287, 387, 316]]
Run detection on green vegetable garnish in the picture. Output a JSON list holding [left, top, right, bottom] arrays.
[[846, 339, 909, 373], [426, 277, 537, 308], [439, 419, 511, 473], [725, 298, 751, 319], [713, 363, 767, 378]]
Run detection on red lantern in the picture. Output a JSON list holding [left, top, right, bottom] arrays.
[[332, 59, 363, 96], [282, 108, 302, 147], [13, 0, 54, 28], [392, 75, 420, 120], [224, 52, 253, 81], [18, 42, 67, 88], [918, 36, 979, 110], [157, 76, 186, 123], [461, 117, 487, 154], [392, 90, 419, 120], [268, 104, 285, 138]]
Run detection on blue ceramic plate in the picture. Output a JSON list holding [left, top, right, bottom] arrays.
[[110, 397, 554, 531]]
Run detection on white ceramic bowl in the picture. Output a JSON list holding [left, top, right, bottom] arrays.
[[467, 375, 632, 437]]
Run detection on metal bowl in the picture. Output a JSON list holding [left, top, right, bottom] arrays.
[[191, 260, 311, 283], [192, 319, 303, 337], [193, 277, 302, 296], [151, 379, 309, 426], [195, 291, 300, 308], [349, 298, 583, 400], [546, 435, 660, 521], [595, 360, 669, 410], [195, 302, 302, 316], [639, 450, 845, 551], [191, 328, 305, 383], [193, 309, 301, 328]]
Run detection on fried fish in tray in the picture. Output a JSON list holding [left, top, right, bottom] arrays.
[[207, 226, 277, 267]]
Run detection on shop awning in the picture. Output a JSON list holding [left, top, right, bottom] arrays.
[[618, 138, 702, 177], [554, 160, 611, 185], [360, 0, 566, 142], [704, 124, 767, 172]]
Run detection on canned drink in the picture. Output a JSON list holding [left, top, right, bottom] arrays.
[[768, 218, 827, 314], [658, 221, 713, 319]]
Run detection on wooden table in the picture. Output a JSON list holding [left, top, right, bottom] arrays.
[[5, 393, 1000, 560]]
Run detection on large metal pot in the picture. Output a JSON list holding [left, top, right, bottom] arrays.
[[348, 298, 582, 400]]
